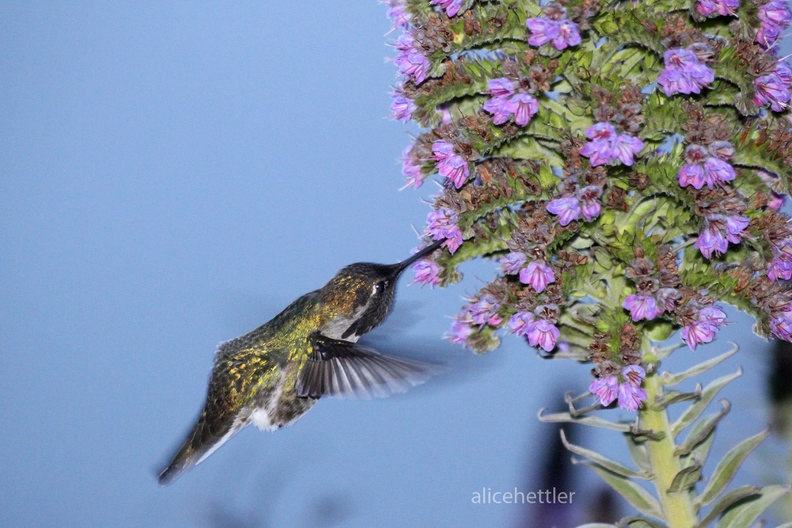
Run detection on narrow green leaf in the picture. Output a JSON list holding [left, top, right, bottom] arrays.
[[680, 426, 716, 477], [625, 433, 653, 474], [650, 386, 702, 411], [714, 485, 790, 528], [619, 517, 669, 528], [561, 430, 649, 480], [696, 429, 770, 507], [661, 344, 738, 387], [672, 369, 742, 437], [695, 486, 761, 528], [667, 462, 702, 494], [675, 401, 731, 456], [537, 410, 632, 432], [588, 464, 664, 520]]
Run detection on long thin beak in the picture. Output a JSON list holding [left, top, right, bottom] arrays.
[[393, 239, 445, 275]]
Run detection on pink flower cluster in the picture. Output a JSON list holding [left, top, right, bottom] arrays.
[[432, 140, 470, 189], [678, 142, 735, 190], [394, 33, 430, 84], [579, 123, 644, 167], [482, 78, 539, 126], [425, 207, 464, 253], [681, 305, 727, 349], [590, 365, 648, 411], [500, 252, 556, 293], [508, 311, 561, 352], [526, 15, 581, 50], [657, 47, 715, 96]]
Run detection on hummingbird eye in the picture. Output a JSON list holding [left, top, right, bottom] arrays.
[[373, 281, 386, 295]]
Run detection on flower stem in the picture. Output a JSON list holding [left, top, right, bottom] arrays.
[[640, 373, 698, 528]]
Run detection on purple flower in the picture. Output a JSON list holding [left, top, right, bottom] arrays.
[[432, 140, 455, 162], [546, 196, 582, 226], [769, 259, 792, 281], [446, 318, 474, 346], [483, 95, 516, 125], [508, 311, 535, 336], [657, 48, 715, 96], [437, 154, 470, 189], [395, 48, 431, 84], [425, 207, 464, 253], [696, 0, 739, 16], [590, 376, 619, 406], [758, 0, 792, 46], [682, 305, 726, 349], [525, 319, 560, 352], [618, 383, 648, 411], [510, 93, 539, 126], [500, 252, 527, 274], [390, 92, 416, 122], [412, 260, 442, 286], [519, 260, 555, 293], [695, 215, 747, 258], [468, 294, 503, 326], [754, 73, 791, 112], [385, 0, 411, 28], [622, 365, 646, 386], [526, 17, 581, 50], [431, 0, 464, 17], [579, 122, 642, 167], [703, 157, 736, 187], [771, 309, 792, 340], [623, 294, 661, 321], [678, 163, 707, 189], [775, 62, 792, 86], [486, 78, 515, 97]]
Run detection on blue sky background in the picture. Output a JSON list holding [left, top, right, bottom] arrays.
[[2, 3, 790, 527]]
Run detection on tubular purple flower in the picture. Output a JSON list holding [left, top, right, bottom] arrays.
[[508, 311, 535, 336], [617, 383, 648, 411], [469, 294, 503, 326], [437, 154, 470, 189], [446, 318, 474, 346], [486, 78, 515, 97], [526, 319, 560, 352], [519, 260, 556, 293], [696, 0, 739, 16], [510, 93, 539, 126], [526, 17, 561, 47], [682, 321, 717, 349], [723, 215, 749, 244], [500, 252, 527, 274], [555, 20, 582, 49], [412, 260, 442, 286], [547, 196, 582, 226], [679, 163, 707, 189], [426, 207, 464, 253], [401, 150, 424, 190], [611, 134, 644, 166], [590, 376, 619, 406], [395, 49, 431, 84], [702, 157, 736, 188], [390, 93, 416, 122], [754, 73, 791, 112], [695, 223, 729, 258], [770, 309, 792, 340], [776, 62, 792, 86], [431, 140, 455, 162], [623, 294, 661, 321], [621, 365, 646, 386], [385, 0, 411, 28], [657, 48, 714, 95], [483, 95, 516, 125], [760, 0, 792, 27], [431, 0, 464, 17]]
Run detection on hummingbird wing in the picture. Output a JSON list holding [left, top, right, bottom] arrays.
[[296, 333, 435, 400]]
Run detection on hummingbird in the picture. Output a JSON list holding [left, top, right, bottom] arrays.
[[157, 240, 444, 485]]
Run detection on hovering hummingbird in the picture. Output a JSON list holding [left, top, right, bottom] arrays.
[[157, 240, 444, 485]]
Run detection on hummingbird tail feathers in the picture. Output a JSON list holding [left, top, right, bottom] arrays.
[[157, 413, 243, 486]]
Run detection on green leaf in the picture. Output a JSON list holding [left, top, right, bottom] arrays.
[[672, 369, 742, 437], [588, 464, 663, 520], [625, 433, 653, 474], [713, 485, 790, 528], [650, 386, 702, 411], [675, 401, 731, 457], [695, 429, 771, 507], [619, 518, 669, 528], [661, 344, 738, 387], [537, 410, 632, 432], [667, 462, 702, 494], [696, 486, 762, 528], [561, 430, 649, 480]]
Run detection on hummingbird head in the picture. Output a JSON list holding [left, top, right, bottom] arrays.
[[319, 240, 443, 341]]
